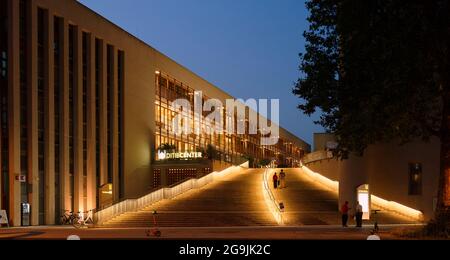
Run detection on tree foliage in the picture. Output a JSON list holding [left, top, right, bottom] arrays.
[[294, 0, 449, 157], [158, 143, 177, 153]]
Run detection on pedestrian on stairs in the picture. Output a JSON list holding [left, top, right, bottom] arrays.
[[273, 172, 279, 189], [280, 170, 286, 189]]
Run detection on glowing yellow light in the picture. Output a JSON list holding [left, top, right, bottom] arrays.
[[155, 70, 161, 75], [371, 195, 424, 221], [262, 168, 284, 225], [302, 166, 424, 222]]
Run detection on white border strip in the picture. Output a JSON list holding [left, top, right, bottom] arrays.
[[262, 169, 284, 225]]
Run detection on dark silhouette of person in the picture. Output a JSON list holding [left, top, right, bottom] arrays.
[[355, 201, 363, 228], [273, 172, 279, 189], [341, 201, 351, 227]]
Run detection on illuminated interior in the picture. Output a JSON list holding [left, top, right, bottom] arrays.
[[357, 184, 371, 220], [155, 71, 306, 166]]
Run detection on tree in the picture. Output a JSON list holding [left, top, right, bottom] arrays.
[[206, 144, 218, 160], [243, 155, 255, 168], [158, 143, 176, 153], [259, 159, 272, 168], [293, 0, 450, 232]]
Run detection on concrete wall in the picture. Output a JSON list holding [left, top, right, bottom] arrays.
[[306, 158, 340, 181], [364, 139, 440, 221], [338, 155, 368, 212], [305, 138, 441, 221]]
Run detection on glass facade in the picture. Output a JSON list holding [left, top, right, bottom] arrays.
[[68, 24, 75, 210], [155, 72, 305, 167], [53, 16, 62, 221], [94, 38, 101, 206], [37, 8, 46, 225], [82, 32, 89, 208], [117, 50, 124, 199], [0, 0, 9, 215], [106, 45, 113, 184], [19, 0, 29, 208]]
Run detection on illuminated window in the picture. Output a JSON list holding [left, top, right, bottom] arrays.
[[95, 38, 102, 206], [54, 16, 62, 221], [0, 0, 9, 214], [409, 163, 422, 196], [118, 50, 125, 199], [68, 24, 76, 209], [37, 8, 46, 225], [153, 72, 306, 167]]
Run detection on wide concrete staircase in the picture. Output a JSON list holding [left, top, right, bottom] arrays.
[[102, 169, 276, 228], [271, 169, 419, 225], [101, 167, 418, 228]]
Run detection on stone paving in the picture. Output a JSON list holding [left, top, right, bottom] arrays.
[[102, 168, 418, 228], [103, 169, 276, 228], [271, 169, 419, 226], [0, 225, 417, 240]]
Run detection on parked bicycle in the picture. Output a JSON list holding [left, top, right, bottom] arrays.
[[73, 210, 95, 229], [60, 210, 95, 228], [60, 210, 77, 225]]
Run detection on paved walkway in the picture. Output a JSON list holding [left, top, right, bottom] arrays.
[[103, 169, 276, 227], [270, 168, 419, 226], [102, 168, 418, 228], [0, 225, 419, 240]]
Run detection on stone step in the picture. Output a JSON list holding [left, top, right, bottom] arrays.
[[102, 169, 277, 228]]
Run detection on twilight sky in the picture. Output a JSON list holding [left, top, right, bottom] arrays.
[[78, 0, 324, 145]]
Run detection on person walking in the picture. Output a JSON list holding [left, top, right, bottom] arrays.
[[355, 201, 363, 228], [280, 170, 286, 189], [273, 172, 279, 189], [341, 201, 351, 227]]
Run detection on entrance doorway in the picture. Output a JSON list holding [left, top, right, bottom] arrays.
[[357, 184, 370, 220]]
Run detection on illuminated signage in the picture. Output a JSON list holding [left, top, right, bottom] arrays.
[[157, 151, 203, 161]]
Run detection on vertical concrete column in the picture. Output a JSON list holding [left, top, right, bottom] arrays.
[[28, 0, 39, 226], [7, 0, 21, 227], [73, 26, 83, 212], [161, 168, 168, 187], [339, 155, 368, 211], [44, 8, 55, 225], [86, 33, 97, 211], [99, 40, 108, 187], [60, 17, 71, 212], [111, 46, 119, 203]]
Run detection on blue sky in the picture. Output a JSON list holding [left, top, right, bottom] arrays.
[[79, 0, 324, 145]]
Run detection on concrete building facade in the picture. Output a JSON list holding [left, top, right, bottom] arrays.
[[0, 0, 310, 226], [307, 134, 440, 221]]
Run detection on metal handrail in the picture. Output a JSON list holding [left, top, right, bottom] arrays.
[[262, 168, 284, 225]]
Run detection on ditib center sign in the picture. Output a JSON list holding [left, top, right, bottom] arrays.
[[157, 151, 203, 161]]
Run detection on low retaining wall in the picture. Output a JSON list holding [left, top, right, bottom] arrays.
[[302, 151, 333, 164], [301, 166, 339, 193]]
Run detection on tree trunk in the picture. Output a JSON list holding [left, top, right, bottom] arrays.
[[435, 87, 450, 232], [433, 0, 450, 234]]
